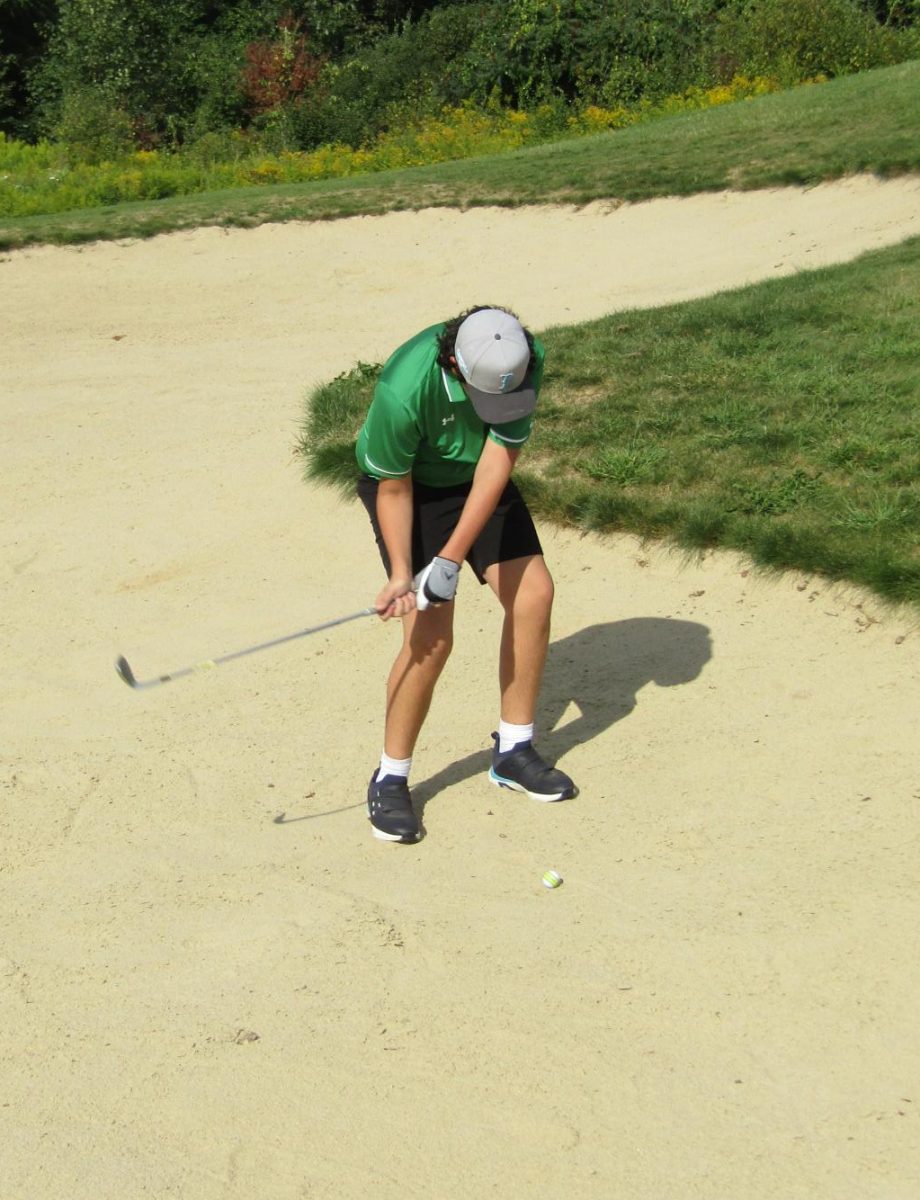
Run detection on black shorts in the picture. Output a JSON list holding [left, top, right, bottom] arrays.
[[357, 474, 543, 584]]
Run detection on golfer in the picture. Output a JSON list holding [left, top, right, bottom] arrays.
[[356, 305, 577, 842]]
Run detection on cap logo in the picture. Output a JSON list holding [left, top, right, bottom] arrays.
[[499, 371, 515, 393]]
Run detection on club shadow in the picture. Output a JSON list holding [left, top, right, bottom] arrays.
[[412, 616, 712, 821], [273, 803, 366, 824]]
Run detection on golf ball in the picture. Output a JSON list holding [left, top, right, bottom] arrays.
[[542, 869, 563, 889]]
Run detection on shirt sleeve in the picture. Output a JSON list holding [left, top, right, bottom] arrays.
[[488, 414, 534, 449], [358, 379, 420, 478]]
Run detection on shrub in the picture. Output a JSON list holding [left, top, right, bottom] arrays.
[[566, 74, 782, 134], [241, 14, 325, 119], [185, 4, 287, 139], [713, 0, 911, 83], [407, 3, 501, 107], [53, 87, 135, 164], [30, 0, 210, 145], [587, 0, 718, 106], [183, 128, 251, 166], [432, 0, 719, 109]]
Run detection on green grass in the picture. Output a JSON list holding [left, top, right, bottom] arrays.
[[298, 238, 920, 607], [1, 60, 919, 251]]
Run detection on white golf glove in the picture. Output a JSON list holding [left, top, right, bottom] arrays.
[[414, 556, 461, 610]]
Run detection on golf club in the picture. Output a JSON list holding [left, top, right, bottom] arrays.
[[116, 606, 377, 690]]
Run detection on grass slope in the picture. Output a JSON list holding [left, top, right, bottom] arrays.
[[1, 61, 918, 251]]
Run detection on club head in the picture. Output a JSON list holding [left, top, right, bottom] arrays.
[[115, 656, 138, 688]]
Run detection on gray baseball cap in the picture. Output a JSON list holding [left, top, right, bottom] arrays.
[[454, 308, 537, 424]]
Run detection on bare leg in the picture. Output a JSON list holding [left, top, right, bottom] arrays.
[[483, 555, 554, 725], [383, 602, 455, 760]]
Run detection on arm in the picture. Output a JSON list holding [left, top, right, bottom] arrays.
[[375, 476, 417, 620], [439, 436, 519, 564]]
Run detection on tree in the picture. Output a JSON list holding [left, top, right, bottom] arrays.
[[31, 0, 209, 143], [0, 0, 57, 136]]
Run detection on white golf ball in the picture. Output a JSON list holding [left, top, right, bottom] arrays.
[[542, 869, 563, 889]]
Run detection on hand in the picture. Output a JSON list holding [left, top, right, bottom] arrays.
[[375, 575, 417, 621], [414, 557, 460, 610]]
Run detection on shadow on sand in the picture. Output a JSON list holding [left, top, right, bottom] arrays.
[[412, 616, 712, 819]]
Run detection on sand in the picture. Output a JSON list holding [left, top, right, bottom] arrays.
[[2, 175, 920, 1199]]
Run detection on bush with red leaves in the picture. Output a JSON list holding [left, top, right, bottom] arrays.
[[241, 14, 325, 118]]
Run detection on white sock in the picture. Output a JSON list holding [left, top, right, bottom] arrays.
[[379, 751, 412, 781], [498, 721, 534, 754]]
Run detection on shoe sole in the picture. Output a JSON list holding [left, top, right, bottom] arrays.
[[371, 826, 421, 843], [489, 767, 575, 803], [368, 813, 421, 843]]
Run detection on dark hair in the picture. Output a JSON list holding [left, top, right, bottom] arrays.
[[436, 305, 536, 374]]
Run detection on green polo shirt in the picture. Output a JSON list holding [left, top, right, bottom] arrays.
[[356, 322, 543, 487]]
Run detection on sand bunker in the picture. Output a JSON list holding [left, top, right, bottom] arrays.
[[3, 175, 920, 1199]]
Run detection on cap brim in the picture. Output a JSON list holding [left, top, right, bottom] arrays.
[[464, 373, 537, 424]]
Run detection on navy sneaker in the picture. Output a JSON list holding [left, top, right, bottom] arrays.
[[367, 770, 421, 843], [489, 734, 577, 802]]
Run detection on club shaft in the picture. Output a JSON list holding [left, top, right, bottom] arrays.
[[119, 607, 377, 689], [208, 607, 377, 666]]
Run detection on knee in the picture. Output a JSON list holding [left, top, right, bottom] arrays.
[[407, 613, 454, 669], [512, 564, 555, 625]]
